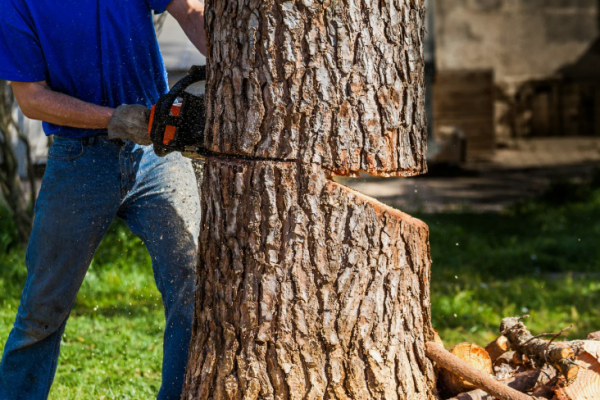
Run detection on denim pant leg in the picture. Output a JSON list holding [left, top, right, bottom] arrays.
[[0, 137, 122, 400], [117, 144, 200, 400]]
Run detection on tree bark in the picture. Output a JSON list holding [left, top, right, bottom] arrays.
[[202, 0, 428, 177], [184, 0, 433, 398], [0, 80, 32, 244], [183, 158, 437, 399], [500, 318, 579, 382]]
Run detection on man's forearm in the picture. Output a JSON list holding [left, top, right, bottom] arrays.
[[167, 0, 207, 56], [11, 81, 114, 130]]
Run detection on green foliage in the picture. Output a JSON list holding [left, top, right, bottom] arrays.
[[0, 177, 599, 397], [422, 176, 600, 347]]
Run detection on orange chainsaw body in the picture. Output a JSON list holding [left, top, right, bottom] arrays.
[[148, 103, 182, 146], [147, 65, 205, 156]]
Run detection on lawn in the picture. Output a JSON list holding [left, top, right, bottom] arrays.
[[0, 178, 599, 398]]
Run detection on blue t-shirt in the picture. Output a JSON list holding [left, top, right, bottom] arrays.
[[0, 0, 171, 138]]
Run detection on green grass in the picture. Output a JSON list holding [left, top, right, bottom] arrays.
[[0, 208, 164, 399], [0, 178, 600, 397], [423, 178, 600, 347]]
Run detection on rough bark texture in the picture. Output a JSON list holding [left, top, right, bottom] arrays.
[[0, 81, 33, 244], [500, 318, 579, 382], [202, 0, 428, 177], [183, 158, 436, 400], [185, 0, 432, 397]]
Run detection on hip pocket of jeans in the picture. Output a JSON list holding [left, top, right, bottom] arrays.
[[48, 141, 86, 161]]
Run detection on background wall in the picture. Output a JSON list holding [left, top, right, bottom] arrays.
[[432, 0, 600, 155], [435, 0, 598, 85]]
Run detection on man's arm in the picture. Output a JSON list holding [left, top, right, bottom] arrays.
[[12, 81, 151, 144], [12, 81, 114, 129], [167, 0, 207, 56]]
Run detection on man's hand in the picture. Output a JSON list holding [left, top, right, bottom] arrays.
[[107, 105, 152, 145], [167, 0, 207, 56]]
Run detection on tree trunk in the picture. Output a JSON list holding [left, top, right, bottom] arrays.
[[183, 158, 436, 400], [0, 80, 33, 244], [201, 0, 428, 178], [183, 0, 433, 398]]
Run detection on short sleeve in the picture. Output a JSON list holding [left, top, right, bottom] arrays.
[[0, 1, 46, 82], [146, 0, 172, 14]]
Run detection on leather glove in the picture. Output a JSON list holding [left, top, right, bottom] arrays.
[[108, 104, 152, 146]]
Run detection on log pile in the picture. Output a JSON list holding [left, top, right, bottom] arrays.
[[428, 316, 600, 400]]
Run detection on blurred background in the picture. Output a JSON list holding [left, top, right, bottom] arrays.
[[1, 1, 600, 398]]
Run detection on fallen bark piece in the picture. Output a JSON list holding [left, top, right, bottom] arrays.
[[183, 159, 437, 400], [500, 317, 578, 381], [426, 342, 534, 400], [441, 343, 494, 395], [486, 336, 511, 362], [447, 370, 544, 400]]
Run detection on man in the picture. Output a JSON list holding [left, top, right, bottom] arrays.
[[0, 0, 206, 399]]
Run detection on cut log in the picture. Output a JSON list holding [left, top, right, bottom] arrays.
[[425, 342, 533, 400], [555, 341, 600, 400], [500, 317, 579, 381], [447, 369, 545, 400], [555, 369, 600, 400], [202, 0, 428, 177], [182, 159, 437, 400], [486, 336, 511, 362], [440, 343, 493, 395]]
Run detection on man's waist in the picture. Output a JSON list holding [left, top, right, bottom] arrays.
[[54, 132, 125, 147]]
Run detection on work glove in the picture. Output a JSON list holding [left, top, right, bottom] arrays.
[[107, 104, 153, 146]]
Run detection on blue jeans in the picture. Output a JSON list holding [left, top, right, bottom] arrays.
[[0, 136, 201, 400]]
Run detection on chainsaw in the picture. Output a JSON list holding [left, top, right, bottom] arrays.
[[147, 65, 207, 159]]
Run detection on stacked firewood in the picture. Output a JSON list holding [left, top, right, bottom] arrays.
[[426, 316, 600, 400]]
